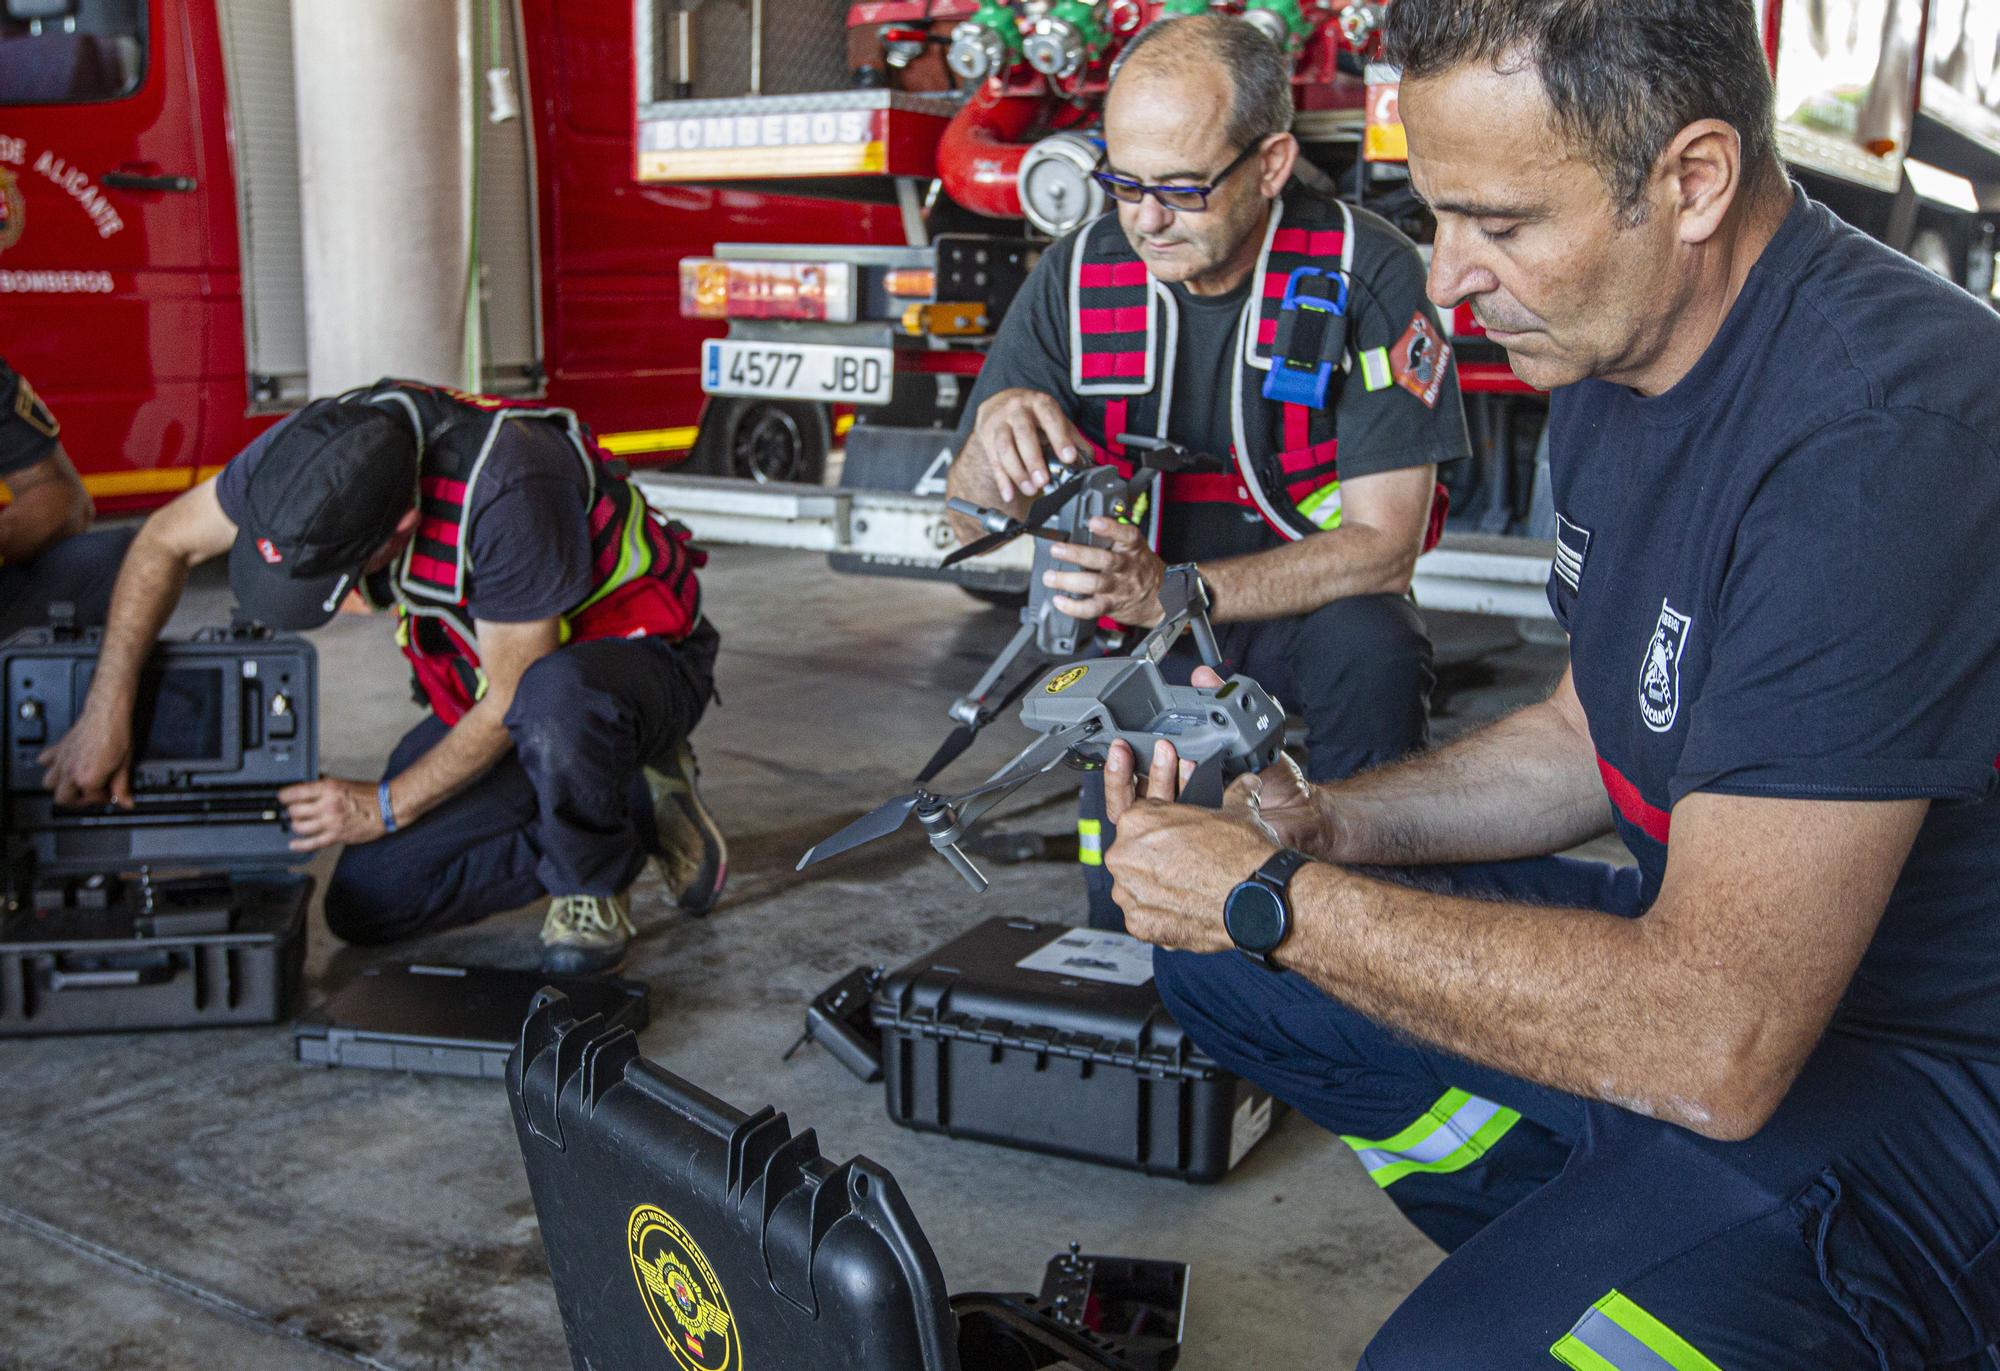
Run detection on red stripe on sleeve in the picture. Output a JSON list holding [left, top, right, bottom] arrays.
[[421, 475, 468, 504], [1596, 756, 1671, 844]]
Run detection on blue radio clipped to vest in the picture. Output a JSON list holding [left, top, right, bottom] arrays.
[[1263, 266, 1350, 409]]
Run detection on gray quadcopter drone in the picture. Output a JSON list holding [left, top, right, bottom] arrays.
[[796, 562, 1286, 893]]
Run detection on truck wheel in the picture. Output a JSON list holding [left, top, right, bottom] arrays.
[[696, 399, 828, 485], [696, 400, 828, 484]]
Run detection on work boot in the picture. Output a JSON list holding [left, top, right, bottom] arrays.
[[539, 890, 637, 975], [647, 743, 728, 917]]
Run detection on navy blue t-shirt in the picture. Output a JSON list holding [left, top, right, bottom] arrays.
[[1549, 187, 2000, 1063], [215, 411, 594, 623]]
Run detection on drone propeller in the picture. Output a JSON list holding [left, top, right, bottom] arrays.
[[938, 468, 1093, 568], [913, 665, 1042, 784], [799, 720, 1099, 889], [795, 792, 927, 871]]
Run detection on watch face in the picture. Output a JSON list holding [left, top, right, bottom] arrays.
[[1225, 882, 1286, 954]]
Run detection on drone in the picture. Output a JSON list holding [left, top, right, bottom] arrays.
[[796, 564, 1286, 893], [916, 434, 1228, 784]]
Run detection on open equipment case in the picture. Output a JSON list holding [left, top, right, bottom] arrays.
[[0, 623, 316, 1035], [511, 989, 1191, 1371]]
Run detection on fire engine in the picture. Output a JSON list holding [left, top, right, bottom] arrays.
[[650, 0, 2000, 596], [0, 0, 907, 511]]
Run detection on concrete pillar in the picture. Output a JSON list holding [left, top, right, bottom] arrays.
[[291, 0, 467, 396]]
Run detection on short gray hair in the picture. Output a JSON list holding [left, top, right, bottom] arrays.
[[1112, 14, 1294, 152], [1385, 0, 1781, 219]]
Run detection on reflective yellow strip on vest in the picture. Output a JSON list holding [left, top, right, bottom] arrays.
[[1551, 1291, 1723, 1371], [1296, 481, 1343, 531], [1338, 1088, 1521, 1188], [1360, 346, 1393, 392], [573, 492, 653, 616], [1077, 818, 1104, 866]]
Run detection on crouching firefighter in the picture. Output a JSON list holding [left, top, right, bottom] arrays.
[[38, 379, 727, 975], [944, 15, 1471, 927]]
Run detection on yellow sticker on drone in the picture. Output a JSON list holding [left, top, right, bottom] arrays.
[[629, 1204, 742, 1371], [1044, 665, 1089, 695]]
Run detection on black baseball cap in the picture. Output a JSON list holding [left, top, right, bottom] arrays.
[[227, 398, 419, 630]]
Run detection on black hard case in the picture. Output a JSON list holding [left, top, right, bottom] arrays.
[[509, 991, 1153, 1371], [0, 627, 317, 1035], [295, 962, 650, 1078], [872, 917, 1275, 1183]]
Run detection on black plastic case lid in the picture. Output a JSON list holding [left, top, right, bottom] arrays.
[[509, 991, 963, 1371]]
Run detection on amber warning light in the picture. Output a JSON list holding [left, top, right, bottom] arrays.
[[678, 259, 858, 323]]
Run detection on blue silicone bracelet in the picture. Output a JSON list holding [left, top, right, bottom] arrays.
[[378, 779, 398, 834]]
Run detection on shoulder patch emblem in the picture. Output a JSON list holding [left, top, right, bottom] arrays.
[[13, 373, 58, 439], [1639, 599, 1692, 733], [1389, 311, 1451, 409]]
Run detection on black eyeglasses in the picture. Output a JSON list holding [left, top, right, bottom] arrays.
[[1091, 138, 1265, 213]]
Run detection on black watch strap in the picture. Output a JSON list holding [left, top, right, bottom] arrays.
[[1253, 847, 1311, 892]]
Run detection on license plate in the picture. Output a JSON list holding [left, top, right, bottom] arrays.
[[702, 340, 894, 405]]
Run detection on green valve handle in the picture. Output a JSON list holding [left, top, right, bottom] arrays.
[[974, 0, 1023, 50], [1050, 0, 1109, 50]]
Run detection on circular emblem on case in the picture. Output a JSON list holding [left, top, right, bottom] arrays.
[[0, 169, 24, 255], [1044, 665, 1088, 694], [628, 1204, 741, 1371]]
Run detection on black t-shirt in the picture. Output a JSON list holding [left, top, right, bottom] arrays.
[[954, 196, 1470, 561], [1548, 187, 2000, 1062], [0, 358, 61, 478], [215, 410, 595, 622]]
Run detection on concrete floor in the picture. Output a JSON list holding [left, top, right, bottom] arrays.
[[0, 547, 1617, 1371]]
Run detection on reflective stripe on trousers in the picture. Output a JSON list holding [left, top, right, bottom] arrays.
[[1339, 1087, 1521, 1188], [1077, 818, 1104, 866], [1551, 1291, 1724, 1371]]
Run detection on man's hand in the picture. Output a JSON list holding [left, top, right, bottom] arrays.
[[280, 778, 386, 853], [970, 388, 1088, 501], [1227, 754, 1332, 856], [1101, 727, 1281, 954], [1044, 517, 1167, 624], [38, 709, 134, 808]]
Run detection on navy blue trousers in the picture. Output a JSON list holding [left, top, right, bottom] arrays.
[[324, 627, 715, 945], [1081, 592, 1432, 928], [1155, 857, 2000, 1370], [0, 525, 135, 638]]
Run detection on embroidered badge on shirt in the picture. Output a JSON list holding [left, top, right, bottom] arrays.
[[1553, 512, 1590, 591], [13, 374, 58, 439], [1390, 310, 1451, 409], [1639, 599, 1693, 733]]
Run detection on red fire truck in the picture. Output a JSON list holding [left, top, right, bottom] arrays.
[[655, 0, 1999, 574], [0, 0, 905, 512]]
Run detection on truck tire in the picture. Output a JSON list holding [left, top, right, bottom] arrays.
[[694, 399, 829, 484]]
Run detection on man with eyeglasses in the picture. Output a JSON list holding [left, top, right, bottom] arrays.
[[945, 14, 1471, 927]]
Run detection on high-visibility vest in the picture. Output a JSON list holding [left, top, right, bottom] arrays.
[[1065, 186, 1446, 550], [354, 379, 706, 725]]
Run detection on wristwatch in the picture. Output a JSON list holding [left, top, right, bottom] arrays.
[[1223, 848, 1311, 966]]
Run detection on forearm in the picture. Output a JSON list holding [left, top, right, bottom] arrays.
[[82, 524, 197, 717], [382, 703, 513, 827], [0, 482, 91, 564], [1199, 523, 1417, 623], [944, 432, 1032, 544], [1279, 868, 1730, 1132], [1305, 688, 1612, 865]]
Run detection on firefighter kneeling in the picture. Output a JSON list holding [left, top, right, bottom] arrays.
[[38, 379, 726, 975]]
